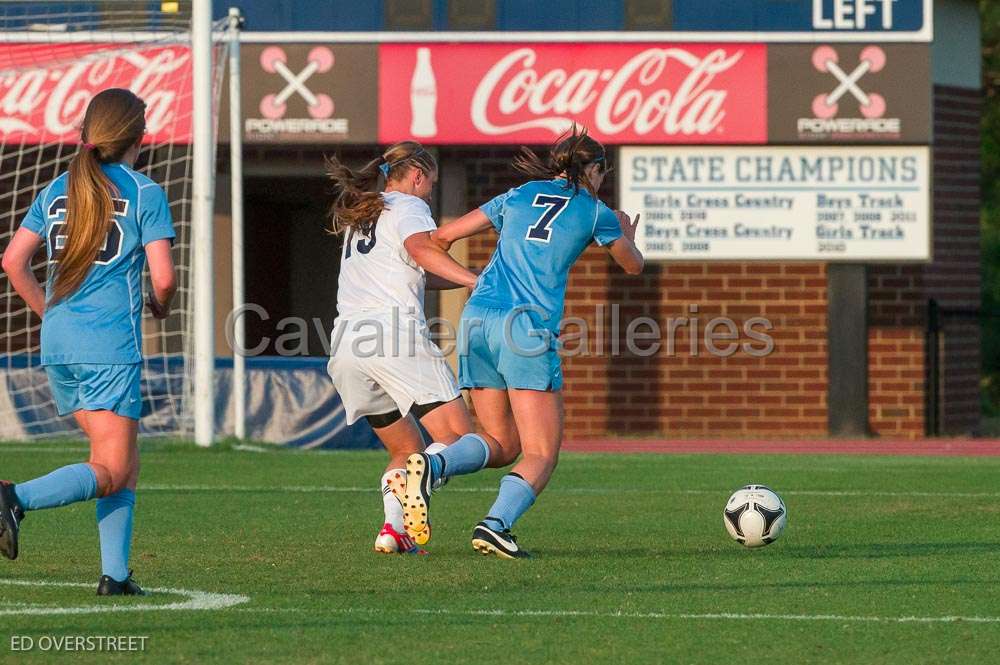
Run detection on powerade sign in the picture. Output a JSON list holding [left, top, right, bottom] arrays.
[[673, 0, 929, 38]]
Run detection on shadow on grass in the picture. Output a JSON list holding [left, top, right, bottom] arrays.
[[593, 576, 1000, 595], [532, 541, 1000, 561], [776, 541, 1000, 559]]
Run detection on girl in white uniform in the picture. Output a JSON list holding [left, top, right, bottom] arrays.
[[326, 142, 519, 554]]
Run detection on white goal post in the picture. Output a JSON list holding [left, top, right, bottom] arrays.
[[0, 0, 229, 443]]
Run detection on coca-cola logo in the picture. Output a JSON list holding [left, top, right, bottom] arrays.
[[379, 44, 765, 145], [0, 45, 191, 142], [471, 47, 742, 138]]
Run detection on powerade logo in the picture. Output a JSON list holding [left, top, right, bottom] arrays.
[[797, 45, 901, 138]]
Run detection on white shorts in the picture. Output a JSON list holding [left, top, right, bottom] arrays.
[[327, 316, 461, 425]]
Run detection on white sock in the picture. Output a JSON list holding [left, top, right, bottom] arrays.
[[425, 441, 447, 455], [381, 468, 405, 532]]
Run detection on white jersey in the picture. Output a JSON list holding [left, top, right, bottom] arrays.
[[328, 190, 459, 424], [335, 190, 436, 323]]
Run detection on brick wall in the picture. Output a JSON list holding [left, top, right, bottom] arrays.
[[449, 87, 980, 440], [866, 85, 982, 437], [457, 148, 829, 439]]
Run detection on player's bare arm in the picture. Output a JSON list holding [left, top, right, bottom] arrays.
[[431, 208, 493, 250], [144, 238, 176, 319], [607, 210, 644, 275], [403, 231, 478, 289], [2, 227, 46, 318]]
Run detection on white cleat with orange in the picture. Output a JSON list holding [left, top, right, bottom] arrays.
[[374, 523, 425, 555]]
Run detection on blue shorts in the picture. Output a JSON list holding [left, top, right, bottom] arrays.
[[44, 363, 143, 420], [458, 303, 563, 391]]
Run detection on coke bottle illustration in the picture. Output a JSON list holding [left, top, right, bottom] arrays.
[[410, 47, 437, 137]]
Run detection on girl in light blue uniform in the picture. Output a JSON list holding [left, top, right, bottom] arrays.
[[0, 89, 176, 594], [421, 128, 645, 558]]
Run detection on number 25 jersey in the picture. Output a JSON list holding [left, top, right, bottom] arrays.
[[19, 163, 176, 366]]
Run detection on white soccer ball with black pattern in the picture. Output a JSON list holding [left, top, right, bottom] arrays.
[[723, 485, 787, 548]]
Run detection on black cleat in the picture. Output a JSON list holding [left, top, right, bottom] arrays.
[[96, 571, 147, 596], [471, 521, 531, 559], [0, 481, 23, 560], [403, 452, 433, 545]]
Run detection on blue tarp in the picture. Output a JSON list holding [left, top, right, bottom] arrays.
[[0, 355, 380, 449]]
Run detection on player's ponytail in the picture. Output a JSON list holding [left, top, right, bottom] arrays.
[[326, 141, 438, 234], [513, 125, 607, 196], [53, 88, 146, 303]]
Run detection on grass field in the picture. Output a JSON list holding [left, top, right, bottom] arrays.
[[2, 441, 999, 664]]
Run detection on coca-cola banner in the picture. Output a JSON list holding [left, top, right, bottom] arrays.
[[0, 44, 192, 144], [378, 43, 767, 145]]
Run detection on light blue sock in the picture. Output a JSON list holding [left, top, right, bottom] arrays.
[[429, 434, 489, 480], [97, 489, 135, 582], [14, 463, 98, 511], [483, 474, 536, 532]]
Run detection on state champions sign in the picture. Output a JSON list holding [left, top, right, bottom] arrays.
[[619, 145, 931, 262]]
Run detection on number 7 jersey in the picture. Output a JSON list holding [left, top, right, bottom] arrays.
[[19, 163, 176, 366], [468, 178, 623, 331]]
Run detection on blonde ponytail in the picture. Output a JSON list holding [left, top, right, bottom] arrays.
[[51, 88, 146, 303]]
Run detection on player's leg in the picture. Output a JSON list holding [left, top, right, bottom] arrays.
[[0, 365, 103, 561], [85, 408, 144, 595], [401, 307, 511, 543], [467, 387, 522, 468], [328, 346, 422, 554], [78, 363, 145, 595], [472, 308, 562, 559], [368, 411, 426, 555], [402, 397, 492, 544], [413, 399, 496, 481], [472, 389, 562, 560]]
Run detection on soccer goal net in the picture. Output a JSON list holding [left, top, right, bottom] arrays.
[[0, 1, 227, 439]]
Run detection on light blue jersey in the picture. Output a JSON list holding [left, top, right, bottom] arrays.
[[20, 163, 175, 366], [467, 178, 622, 331], [459, 178, 622, 391]]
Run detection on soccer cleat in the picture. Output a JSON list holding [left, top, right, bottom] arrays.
[[374, 523, 425, 555], [96, 571, 147, 596], [384, 470, 407, 505], [471, 521, 531, 559], [0, 481, 24, 561], [403, 453, 434, 545]]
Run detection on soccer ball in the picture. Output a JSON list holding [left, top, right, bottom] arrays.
[[723, 485, 787, 548]]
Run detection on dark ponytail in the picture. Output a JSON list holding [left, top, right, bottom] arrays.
[[513, 125, 606, 196], [326, 141, 438, 234]]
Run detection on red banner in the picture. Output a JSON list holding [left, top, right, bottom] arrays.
[[379, 43, 767, 145], [0, 44, 192, 144]]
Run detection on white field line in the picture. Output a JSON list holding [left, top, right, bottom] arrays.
[[0, 579, 248, 616], [6, 582, 992, 625], [232, 444, 271, 453], [233, 606, 1000, 625], [139, 485, 1000, 499]]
